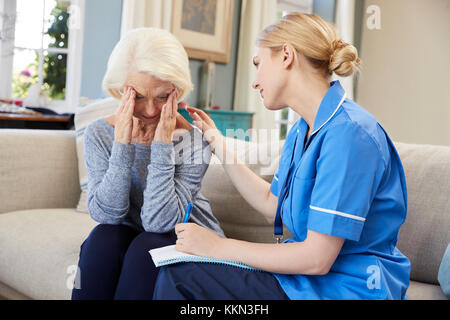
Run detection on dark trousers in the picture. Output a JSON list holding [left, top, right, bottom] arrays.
[[153, 263, 290, 300], [71, 224, 176, 300]]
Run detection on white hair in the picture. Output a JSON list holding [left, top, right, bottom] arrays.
[[102, 27, 193, 100]]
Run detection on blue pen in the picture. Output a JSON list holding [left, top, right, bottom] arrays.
[[183, 203, 193, 223]]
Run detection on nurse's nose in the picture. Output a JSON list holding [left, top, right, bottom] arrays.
[[252, 80, 259, 90]]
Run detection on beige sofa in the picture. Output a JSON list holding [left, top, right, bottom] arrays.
[[0, 129, 448, 300]]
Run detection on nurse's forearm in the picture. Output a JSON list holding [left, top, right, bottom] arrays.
[[214, 139, 277, 222], [216, 238, 323, 275], [215, 230, 344, 275]]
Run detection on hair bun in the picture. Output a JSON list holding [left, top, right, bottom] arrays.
[[329, 39, 361, 77]]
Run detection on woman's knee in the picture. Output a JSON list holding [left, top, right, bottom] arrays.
[[122, 231, 177, 263], [126, 231, 176, 254], [81, 224, 138, 256]]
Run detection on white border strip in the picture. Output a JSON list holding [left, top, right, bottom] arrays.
[[311, 92, 347, 136], [310, 205, 366, 222]]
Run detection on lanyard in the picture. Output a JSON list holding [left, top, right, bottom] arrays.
[[273, 131, 301, 243]]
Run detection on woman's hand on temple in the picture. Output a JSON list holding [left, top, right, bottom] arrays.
[[114, 86, 135, 145], [154, 89, 179, 143]]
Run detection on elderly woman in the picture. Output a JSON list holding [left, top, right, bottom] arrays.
[[71, 28, 224, 300]]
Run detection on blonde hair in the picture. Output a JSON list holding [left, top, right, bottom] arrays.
[[102, 27, 193, 100], [256, 12, 361, 77]]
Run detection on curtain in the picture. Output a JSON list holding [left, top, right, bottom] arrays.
[[333, 0, 355, 99], [233, 0, 278, 131], [120, 0, 172, 37]]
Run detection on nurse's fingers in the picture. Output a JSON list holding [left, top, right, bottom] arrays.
[[186, 106, 216, 128], [175, 223, 186, 235]]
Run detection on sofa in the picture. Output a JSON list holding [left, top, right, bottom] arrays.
[[0, 128, 448, 300]]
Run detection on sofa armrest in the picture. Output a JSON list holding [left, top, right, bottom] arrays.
[[0, 129, 80, 214]]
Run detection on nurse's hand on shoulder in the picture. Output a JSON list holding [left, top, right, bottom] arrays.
[[185, 106, 224, 154], [175, 223, 223, 257]]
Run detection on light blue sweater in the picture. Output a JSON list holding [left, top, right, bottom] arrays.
[[83, 118, 224, 236]]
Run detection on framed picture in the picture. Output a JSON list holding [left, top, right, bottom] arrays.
[[171, 0, 234, 64]]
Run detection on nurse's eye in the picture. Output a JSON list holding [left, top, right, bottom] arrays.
[[158, 95, 169, 100], [135, 95, 145, 100]]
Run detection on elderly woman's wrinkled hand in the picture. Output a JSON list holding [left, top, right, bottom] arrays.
[[154, 88, 179, 143], [114, 86, 135, 145]]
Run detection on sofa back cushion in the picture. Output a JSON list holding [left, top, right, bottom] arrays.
[[74, 98, 119, 213], [394, 142, 450, 285]]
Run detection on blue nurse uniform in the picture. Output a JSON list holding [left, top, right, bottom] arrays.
[[271, 80, 411, 299]]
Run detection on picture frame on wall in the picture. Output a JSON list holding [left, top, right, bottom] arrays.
[[171, 0, 234, 64]]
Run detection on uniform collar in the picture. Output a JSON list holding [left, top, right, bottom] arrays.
[[311, 80, 347, 136]]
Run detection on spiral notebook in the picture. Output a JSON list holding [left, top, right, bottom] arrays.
[[149, 245, 261, 272]]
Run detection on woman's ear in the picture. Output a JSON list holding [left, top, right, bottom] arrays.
[[282, 43, 296, 69]]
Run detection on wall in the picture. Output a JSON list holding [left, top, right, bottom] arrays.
[[80, 0, 123, 100], [313, 0, 336, 22], [186, 0, 241, 110], [357, 0, 450, 146]]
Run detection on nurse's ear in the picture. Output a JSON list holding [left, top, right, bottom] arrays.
[[281, 43, 297, 70]]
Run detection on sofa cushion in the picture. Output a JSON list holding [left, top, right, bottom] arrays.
[[74, 98, 119, 213], [406, 280, 448, 300], [438, 244, 450, 298], [0, 209, 98, 300], [394, 142, 450, 285], [0, 130, 81, 214]]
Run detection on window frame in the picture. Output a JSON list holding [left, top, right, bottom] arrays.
[[275, 0, 313, 139], [0, 0, 85, 113]]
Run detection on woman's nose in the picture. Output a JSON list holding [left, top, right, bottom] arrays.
[[145, 100, 158, 113], [252, 81, 259, 90]]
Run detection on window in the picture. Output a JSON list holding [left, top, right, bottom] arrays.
[[0, 0, 84, 113], [275, 0, 313, 139]]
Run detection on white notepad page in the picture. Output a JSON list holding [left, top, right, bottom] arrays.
[[149, 245, 260, 272]]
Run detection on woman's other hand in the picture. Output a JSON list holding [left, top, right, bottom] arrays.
[[185, 106, 224, 154], [154, 89, 178, 143], [114, 87, 135, 145]]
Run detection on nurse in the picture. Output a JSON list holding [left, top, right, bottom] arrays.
[[153, 12, 411, 300]]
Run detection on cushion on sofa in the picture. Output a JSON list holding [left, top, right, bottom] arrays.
[[0, 209, 98, 300], [438, 244, 450, 297], [406, 281, 448, 300], [0, 129, 81, 214], [74, 98, 119, 213], [394, 142, 450, 285]]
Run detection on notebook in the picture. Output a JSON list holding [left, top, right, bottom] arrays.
[[149, 245, 261, 272]]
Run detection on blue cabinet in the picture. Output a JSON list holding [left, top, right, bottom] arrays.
[[178, 108, 254, 141]]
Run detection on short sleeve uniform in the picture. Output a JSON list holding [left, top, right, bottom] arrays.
[[270, 81, 411, 300]]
